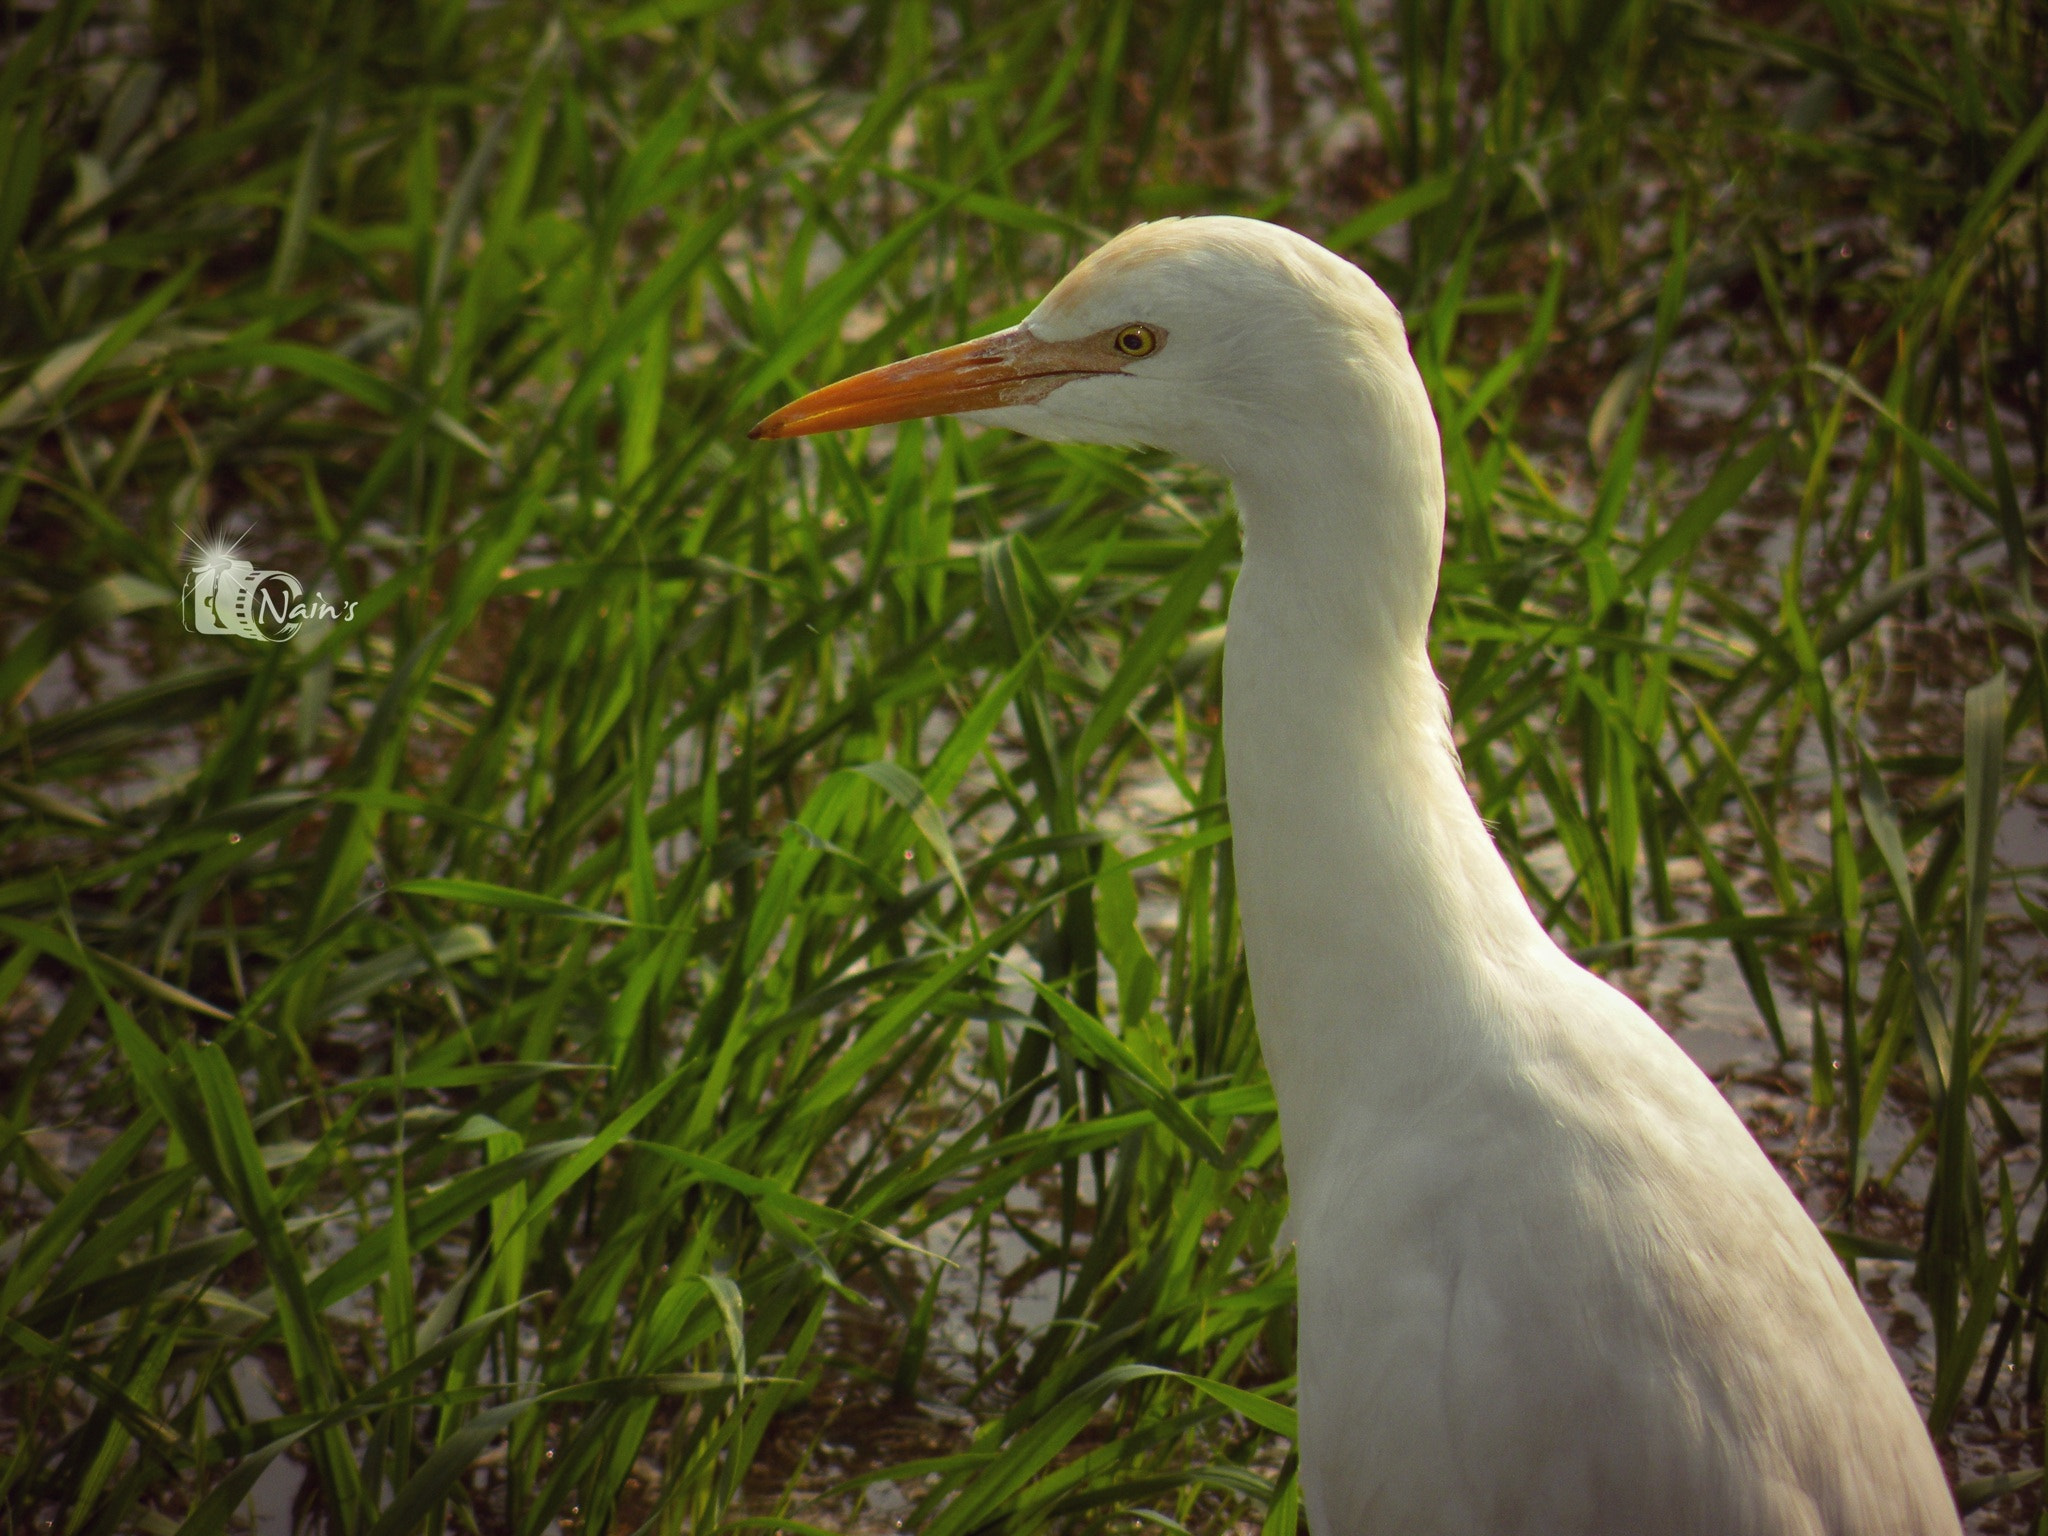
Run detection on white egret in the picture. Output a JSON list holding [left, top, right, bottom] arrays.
[[752, 217, 1960, 1534]]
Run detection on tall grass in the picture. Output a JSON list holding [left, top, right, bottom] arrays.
[[0, 1, 2043, 1532]]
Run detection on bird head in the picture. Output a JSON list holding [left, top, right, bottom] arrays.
[[749, 216, 1411, 471]]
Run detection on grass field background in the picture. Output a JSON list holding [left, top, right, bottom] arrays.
[[2, 0, 2046, 1531]]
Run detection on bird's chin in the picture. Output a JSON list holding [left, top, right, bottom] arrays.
[[959, 400, 1150, 450], [956, 373, 1157, 449]]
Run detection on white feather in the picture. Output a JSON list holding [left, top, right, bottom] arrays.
[[976, 216, 1959, 1535]]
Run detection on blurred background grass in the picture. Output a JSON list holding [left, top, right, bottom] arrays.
[[1, 0, 2045, 1531]]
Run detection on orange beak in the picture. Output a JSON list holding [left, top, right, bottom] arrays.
[[749, 326, 1122, 440]]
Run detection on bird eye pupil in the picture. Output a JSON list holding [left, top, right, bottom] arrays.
[[1118, 327, 1152, 356]]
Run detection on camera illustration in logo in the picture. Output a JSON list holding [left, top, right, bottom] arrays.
[[182, 557, 306, 643]]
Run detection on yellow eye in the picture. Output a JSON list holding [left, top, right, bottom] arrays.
[[1114, 324, 1157, 358]]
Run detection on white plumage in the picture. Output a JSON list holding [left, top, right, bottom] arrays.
[[754, 216, 1960, 1535]]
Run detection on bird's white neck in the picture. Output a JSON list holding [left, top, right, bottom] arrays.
[[1219, 412, 1556, 1171]]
